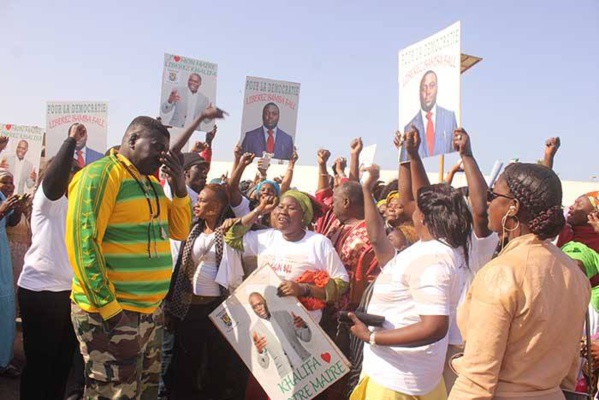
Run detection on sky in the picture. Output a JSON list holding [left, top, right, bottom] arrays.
[[1, 0, 598, 181]]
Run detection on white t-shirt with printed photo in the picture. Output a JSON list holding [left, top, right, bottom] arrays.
[[242, 229, 349, 322], [362, 239, 461, 396]]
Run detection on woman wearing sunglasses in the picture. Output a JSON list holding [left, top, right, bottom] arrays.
[[449, 163, 591, 400]]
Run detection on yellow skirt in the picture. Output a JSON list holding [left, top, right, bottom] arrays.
[[350, 375, 447, 400]]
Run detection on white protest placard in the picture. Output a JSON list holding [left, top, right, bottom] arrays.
[[399, 21, 461, 162], [240, 76, 300, 161], [46, 102, 108, 165], [0, 124, 44, 195], [359, 144, 377, 183], [210, 265, 349, 400], [360, 144, 377, 169], [160, 53, 217, 132]]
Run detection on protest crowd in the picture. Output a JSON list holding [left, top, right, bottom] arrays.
[[1, 107, 598, 400]]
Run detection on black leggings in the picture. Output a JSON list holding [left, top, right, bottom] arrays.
[[18, 287, 78, 400], [168, 301, 247, 400]]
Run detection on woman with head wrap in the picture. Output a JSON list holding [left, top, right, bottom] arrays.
[[225, 190, 349, 400], [449, 163, 591, 400], [557, 190, 599, 252], [225, 190, 349, 322], [384, 191, 412, 229], [0, 169, 28, 377]]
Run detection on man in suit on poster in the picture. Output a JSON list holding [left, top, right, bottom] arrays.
[[241, 103, 294, 160], [249, 292, 311, 378], [161, 73, 212, 128], [402, 70, 457, 161], [5, 139, 36, 194], [68, 123, 103, 167]]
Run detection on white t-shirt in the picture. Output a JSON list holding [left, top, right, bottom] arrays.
[[231, 196, 251, 218], [18, 189, 72, 292], [449, 231, 499, 345], [242, 229, 349, 322], [362, 239, 461, 395], [190, 231, 221, 296], [184, 87, 199, 127]]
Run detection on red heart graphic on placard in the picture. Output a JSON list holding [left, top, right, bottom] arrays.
[[320, 353, 331, 363], [5, 124, 11, 130], [173, 55, 181, 62]]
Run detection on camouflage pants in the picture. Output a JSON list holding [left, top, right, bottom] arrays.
[[71, 303, 164, 400]]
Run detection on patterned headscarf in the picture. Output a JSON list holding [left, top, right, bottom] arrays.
[[586, 191, 599, 210], [281, 190, 313, 227], [256, 180, 281, 197], [385, 190, 400, 205]]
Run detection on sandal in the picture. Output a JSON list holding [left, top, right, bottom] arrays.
[[0, 364, 21, 378]]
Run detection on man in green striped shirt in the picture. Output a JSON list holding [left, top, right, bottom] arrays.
[[67, 116, 191, 400]]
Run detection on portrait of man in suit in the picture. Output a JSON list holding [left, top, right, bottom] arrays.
[[5, 139, 36, 194], [68, 123, 103, 167], [402, 70, 457, 161], [161, 73, 211, 129], [241, 102, 294, 160], [249, 292, 311, 378]]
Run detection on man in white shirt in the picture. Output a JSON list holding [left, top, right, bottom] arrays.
[[249, 292, 311, 378], [161, 73, 211, 130], [5, 139, 36, 194], [17, 124, 85, 400]]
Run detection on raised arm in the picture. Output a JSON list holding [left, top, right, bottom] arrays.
[[362, 164, 396, 266], [160, 151, 192, 240], [333, 157, 347, 180], [453, 128, 492, 238], [445, 160, 463, 186], [169, 106, 227, 154], [228, 152, 255, 207], [349, 138, 363, 182], [280, 148, 298, 194], [232, 143, 243, 172], [404, 125, 431, 200], [199, 124, 217, 162], [541, 136, 560, 169], [395, 131, 416, 216], [43, 123, 83, 200], [316, 149, 331, 192], [239, 195, 278, 228]]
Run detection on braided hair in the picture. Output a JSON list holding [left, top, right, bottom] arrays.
[[502, 163, 564, 240], [417, 184, 472, 267]]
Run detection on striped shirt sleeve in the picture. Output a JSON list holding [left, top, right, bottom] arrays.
[[166, 193, 192, 241], [66, 161, 121, 320]]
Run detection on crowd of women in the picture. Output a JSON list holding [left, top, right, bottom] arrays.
[[0, 110, 598, 400]]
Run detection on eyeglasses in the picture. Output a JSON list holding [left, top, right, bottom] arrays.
[[486, 189, 515, 202]]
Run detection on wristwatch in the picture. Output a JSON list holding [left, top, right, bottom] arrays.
[[368, 331, 376, 346]]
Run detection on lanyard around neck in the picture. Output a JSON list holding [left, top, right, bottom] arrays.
[[118, 158, 163, 258]]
